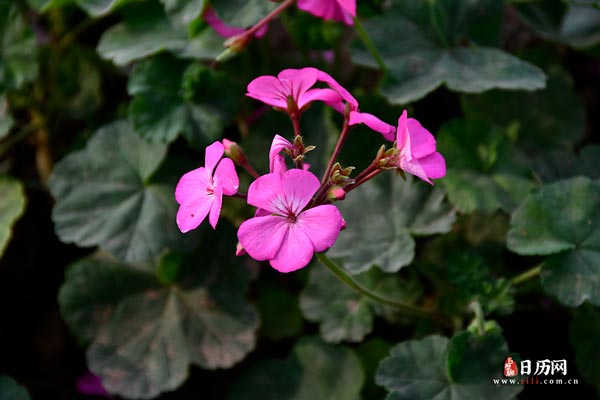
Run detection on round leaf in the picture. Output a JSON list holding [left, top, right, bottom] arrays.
[[329, 174, 455, 274], [50, 120, 185, 263]]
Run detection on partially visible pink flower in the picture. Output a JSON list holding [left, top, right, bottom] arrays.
[[297, 0, 356, 26], [203, 6, 268, 38], [269, 134, 294, 173], [394, 110, 446, 184], [76, 372, 110, 398], [316, 70, 396, 141], [246, 67, 340, 113], [237, 169, 343, 272], [176, 141, 239, 231]]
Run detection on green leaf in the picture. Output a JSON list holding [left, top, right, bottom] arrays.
[[0, 176, 26, 259], [533, 145, 600, 183], [351, 1, 546, 104], [0, 94, 13, 139], [160, 0, 206, 27], [300, 263, 422, 343], [211, 0, 277, 29], [60, 243, 258, 399], [329, 174, 456, 274], [76, 0, 135, 16], [0, 376, 31, 400], [0, 3, 37, 91], [26, 0, 73, 13], [461, 63, 585, 153], [229, 337, 364, 400], [516, 2, 600, 49], [128, 54, 230, 147], [97, 5, 189, 66], [50, 120, 189, 263], [507, 177, 600, 307], [438, 118, 535, 213], [376, 332, 522, 400], [570, 305, 600, 394]]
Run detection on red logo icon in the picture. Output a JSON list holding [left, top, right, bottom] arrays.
[[504, 357, 518, 377]]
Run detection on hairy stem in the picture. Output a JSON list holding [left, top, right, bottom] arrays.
[[226, 0, 296, 45], [511, 265, 542, 286], [470, 301, 486, 336], [317, 253, 453, 327], [353, 17, 386, 71]]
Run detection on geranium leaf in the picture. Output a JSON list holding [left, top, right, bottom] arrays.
[[50, 120, 188, 263], [329, 174, 455, 274], [351, 1, 546, 104], [0, 3, 37, 92], [59, 235, 258, 399], [229, 337, 364, 400], [508, 177, 600, 307], [0, 176, 26, 259], [300, 263, 422, 343], [376, 332, 522, 400], [211, 0, 277, 29]]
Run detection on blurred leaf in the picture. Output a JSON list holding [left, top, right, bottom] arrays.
[[76, 0, 137, 16], [160, 0, 206, 27], [533, 145, 600, 183], [461, 63, 585, 153], [128, 54, 229, 147], [0, 94, 13, 139], [570, 305, 600, 394], [0, 3, 37, 91], [329, 174, 456, 274], [229, 337, 364, 400], [438, 118, 535, 213], [256, 285, 303, 340], [376, 332, 522, 399], [211, 0, 277, 29], [0, 376, 31, 400], [0, 176, 26, 259], [300, 263, 422, 343], [351, 1, 546, 104], [50, 120, 189, 263], [516, 1, 600, 49], [26, 0, 73, 12], [508, 177, 600, 307], [60, 246, 258, 399]]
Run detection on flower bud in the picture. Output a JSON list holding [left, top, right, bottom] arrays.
[[222, 139, 248, 166], [328, 186, 346, 201]]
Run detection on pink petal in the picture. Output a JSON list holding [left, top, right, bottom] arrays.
[[407, 118, 436, 158], [400, 158, 432, 185], [297, 0, 355, 25], [280, 169, 321, 215], [272, 154, 287, 174], [338, 0, 356, 16], [396, 110, 410, 156], [349, 111, 396, 141], [208, 185, 223, 229], [278, 68, 319, 105], [246, 76, 289, 109], [297, 205, 342, 252], [316, 70, 359, 109], [214, 158, 239, 196], [205, 141, 224, 177], [269, 134, 294, 173], [298, 88, 341, 109], [247, 173, 287, 214], [176, 194, 213, 233], [175, 167, 210, 205], [419, 152, 446, 180], [269, 224, 315, 272], [238, 215, 288, 261], [203, 6, 245, 38]]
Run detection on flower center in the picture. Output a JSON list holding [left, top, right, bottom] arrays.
[[286, 212, 297, 223]]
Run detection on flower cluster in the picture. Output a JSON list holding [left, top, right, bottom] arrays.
[[175, 67, 445, 272]]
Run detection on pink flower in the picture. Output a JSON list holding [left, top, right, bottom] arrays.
[[316, 70, 396, 141], [394, 110, 446, 184], [297, 0, 356, 26], [246, 67, 340, 113], [76, 372, 110, 397], [237, 169, 343, 272], [203, 6, 268, 38], [175, 141, 239, 232], [269, 134, 294, 173]]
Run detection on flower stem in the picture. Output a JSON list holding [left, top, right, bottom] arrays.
[[511, 265, 542, 286], [320, 116, 351, 185], [353, 17, 386, 71], [345, 168, 383, 193], [225, 0, 296, 45], [232, 192, 248, 200], [316, 253, 453, 327], [469, 301, 486, 336]]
